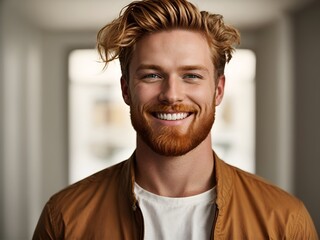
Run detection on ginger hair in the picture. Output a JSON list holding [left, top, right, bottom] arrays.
[[97, 0, 240, 80]]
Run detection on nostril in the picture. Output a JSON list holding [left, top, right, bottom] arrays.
[[158, 92, 183, 104]]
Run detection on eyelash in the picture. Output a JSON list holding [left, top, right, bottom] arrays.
[[183, 74, 202, 79], [140, 73, 203, 82], [141, 74, 162, 83], [143, 74, 161, 79]]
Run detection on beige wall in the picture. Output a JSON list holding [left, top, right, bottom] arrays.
[[293, 1, 320, 233], [40, 31, 96, 205], [254, 3, 320, 232], [1, 2, 42, 238], [255, 16, 295, 192], [0, 1, 4, 237]]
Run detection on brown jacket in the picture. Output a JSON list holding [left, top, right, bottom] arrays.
[[33, 153, 318, 239]]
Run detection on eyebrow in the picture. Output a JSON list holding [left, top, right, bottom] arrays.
[[178, 65, 209, 73], [135, 64, 209, 73], [135, 64, 162, 72]]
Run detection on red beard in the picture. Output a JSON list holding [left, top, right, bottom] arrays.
[[130, 102, 215, 156]]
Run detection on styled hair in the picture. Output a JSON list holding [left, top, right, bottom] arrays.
[[97, 0, 240, 80]]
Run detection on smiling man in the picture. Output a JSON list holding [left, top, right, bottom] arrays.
[[126, 30, 220, 158], [33, 0, 318, 239]]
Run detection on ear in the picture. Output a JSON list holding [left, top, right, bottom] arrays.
[[121, 77, 131, 105], [215, 75, 225, 106]]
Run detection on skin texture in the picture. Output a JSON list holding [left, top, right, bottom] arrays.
[[121, 29, 225, 197]]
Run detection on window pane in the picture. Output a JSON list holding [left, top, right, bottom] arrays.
[[212, 49, 256, 173]]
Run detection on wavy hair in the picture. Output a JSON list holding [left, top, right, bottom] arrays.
[[97, 0, 240, 80]]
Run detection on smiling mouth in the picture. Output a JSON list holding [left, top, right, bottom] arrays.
[[155, 112, 190, 121]]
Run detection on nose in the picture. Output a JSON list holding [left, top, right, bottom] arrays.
[[158, 77, 184, 104]]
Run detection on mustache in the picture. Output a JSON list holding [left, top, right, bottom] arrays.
[[145, 104, 198, 113]]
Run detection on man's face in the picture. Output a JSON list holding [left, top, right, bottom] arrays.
[[121, 29, 225, 156]]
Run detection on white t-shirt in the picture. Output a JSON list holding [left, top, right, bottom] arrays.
[[134, 183, 216, 240]]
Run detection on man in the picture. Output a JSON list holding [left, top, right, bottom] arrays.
[[33, 0, 318, 239]]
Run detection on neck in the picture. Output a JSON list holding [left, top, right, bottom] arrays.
[[134, 134, 215, 197]]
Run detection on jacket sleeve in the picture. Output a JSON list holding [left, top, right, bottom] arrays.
[[289, 201, 319, 240], [32, 200, 64, 240]]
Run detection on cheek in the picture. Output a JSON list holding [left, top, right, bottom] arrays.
[[189, 86, 215, 107], [130, 84, 159, 107]]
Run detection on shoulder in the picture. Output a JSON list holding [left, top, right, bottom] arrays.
[[227, 162, 300, 208], [48, 160, 128, 214], [215, 156, 297, 204], [217, 160, 318, 238], [33, 159, 134, 238]]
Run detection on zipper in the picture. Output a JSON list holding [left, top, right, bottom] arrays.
[[133, 202, 145, 240], [210, 204, 219, 240]]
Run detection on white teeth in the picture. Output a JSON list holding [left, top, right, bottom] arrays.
[[156, 113, 188, 121]]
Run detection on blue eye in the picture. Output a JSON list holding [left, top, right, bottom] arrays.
[[145, 74, 160, 78], [185, 74, 199, 78], [141, 73, 162, 83], [183, 74, 202, 81]]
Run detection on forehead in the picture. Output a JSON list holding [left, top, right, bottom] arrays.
[[130, 29, 213, 69]]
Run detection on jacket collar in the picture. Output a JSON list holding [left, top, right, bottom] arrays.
[[213, 151, 234, 210], [124, 150, 234, 210], [120, 153, 138, 211]]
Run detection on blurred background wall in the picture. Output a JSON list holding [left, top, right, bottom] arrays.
[[293, 2, 320, 232], [1, 0, 319, 238]]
